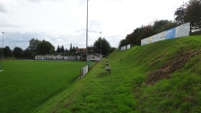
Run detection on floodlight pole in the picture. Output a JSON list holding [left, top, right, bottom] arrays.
[[86, 0, 89, 65], [2, 32, 4, 61], [100, 31, 102, 54]]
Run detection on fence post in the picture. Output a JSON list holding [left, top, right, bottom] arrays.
[[80, 68, 83, 78]]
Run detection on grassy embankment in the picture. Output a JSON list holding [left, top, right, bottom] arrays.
[[0, 60, 86, 113], [34, 35, 201, 113]]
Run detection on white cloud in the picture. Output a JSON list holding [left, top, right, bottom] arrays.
[[0, 0, 18, 13], [0, 0, 189, 50]]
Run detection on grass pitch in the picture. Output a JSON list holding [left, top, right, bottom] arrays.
[[0, 60, 85, 113]]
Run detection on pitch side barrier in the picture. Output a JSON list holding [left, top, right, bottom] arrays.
[[120, 44, 131, 51], [141, 22, 190, 46], [80, 65, 88, 78]]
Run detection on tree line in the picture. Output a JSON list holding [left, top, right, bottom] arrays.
[[119, 0, 201, 48], [175, 0, 201, 32], [0, 39, 55, 59], [0, 37, 114, 59]]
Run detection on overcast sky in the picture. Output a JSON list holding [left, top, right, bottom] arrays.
[[0, 0, 189, 50]]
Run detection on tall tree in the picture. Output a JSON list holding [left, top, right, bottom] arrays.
[[153, 20, 177, 34], [72, 46, 76, 52], [27, 38, 41, 58], [119, 39, 128, 49], [36, 40, 55, 55], [56, 46, 61, 53], [13, 47, 23, 58], [24, 48, 32, 59], [4, 46, 12, 57], [174, 5, 186, 25], [70, 43, 73, 52], [61, 45, 65, 53], [123, 25, 155, 46], [28, 38, 41, 51], [185, 0, 201, 30], [175, 0, 201, 31], [94, 37, 111, 56]]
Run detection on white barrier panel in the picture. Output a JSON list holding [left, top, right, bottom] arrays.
[[121, 46, 126, 50], [123, 46, 126, 50], [158, 31, 166, 41], [127, 44, 131, 49], [121, 44, 131, 50], [165, 28, 176, 39], [152, 34, 159, 42], [141, 22, 190, 46], [80, 65, 88, 78], [175, 22, 190, 38], [121, 46, 124, 50], [141, 39, 144, 45], [141, 38, 148, 45]]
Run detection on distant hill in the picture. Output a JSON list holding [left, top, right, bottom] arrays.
[[34, 35, 201, 113]]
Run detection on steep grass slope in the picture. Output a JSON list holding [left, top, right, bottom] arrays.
[[35, 35, 201, 113]]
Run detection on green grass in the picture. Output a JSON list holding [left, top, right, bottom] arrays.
[[0, 60, 85, 113], [33, 35, 201, 113], [1, 35, 201, 113]]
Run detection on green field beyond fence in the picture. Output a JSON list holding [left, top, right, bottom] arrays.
[[0, 60, 86, 113]]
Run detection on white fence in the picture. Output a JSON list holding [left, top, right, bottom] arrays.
[[87, 54, 102, 61], [80, 65, 88, 78], [121, 44, 131, 50], [141, 22, 190, 46]]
